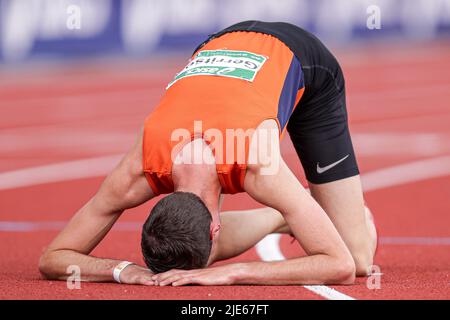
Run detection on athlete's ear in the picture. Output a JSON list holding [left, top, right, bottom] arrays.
[[209, 222, 221, 240], [206, 222, 221, 267]]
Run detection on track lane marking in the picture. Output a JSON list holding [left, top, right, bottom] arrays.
[[379, 237, 450, 245], [0, 155, 121, 190], [0, 221, 141, 232], [2, 153, 450, 192], [361, 155, 450, 191], [0, 222, 448, 246], [255, 235, 355, 300]]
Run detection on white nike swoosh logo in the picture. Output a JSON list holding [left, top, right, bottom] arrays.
[[316, 155, 350, 174]]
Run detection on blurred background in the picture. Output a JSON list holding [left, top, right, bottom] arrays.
[[1, 0, 450, 62], [0, 0, 449, 299]]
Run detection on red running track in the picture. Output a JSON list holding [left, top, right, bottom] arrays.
[[0, 42, 449, 299]]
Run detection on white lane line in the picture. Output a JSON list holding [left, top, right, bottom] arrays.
[[0, 221, 65, 231], [361, 155, 450, 192], [302, 285, 355, 300], [0, 221, 142, 232], [2, 153, 450, 192], [352, 133, 450, 157], [379, 237, 450, 245], [0, 155, 121, 190], [1, 222, 449, 247], [255, 234, 355, 300], [255, 234, 285, 261]]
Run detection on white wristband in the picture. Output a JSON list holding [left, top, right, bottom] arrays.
[[113, 261, 134, 283]]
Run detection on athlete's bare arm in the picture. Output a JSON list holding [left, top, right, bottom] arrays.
[[216, 182, 377, 277], [39, 130, 155, 285], [238, 158, 356, 284], [213, 207, 285, 262], [223, 177, 378, 276]]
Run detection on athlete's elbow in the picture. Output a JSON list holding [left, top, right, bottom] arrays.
[[316, 250, 355, 285], [38, 250, 58, 280], [38, 253, 51, 279], [329, 256, 356, 285]]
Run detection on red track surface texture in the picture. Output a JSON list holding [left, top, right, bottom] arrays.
[[0, 43, 449, 299]]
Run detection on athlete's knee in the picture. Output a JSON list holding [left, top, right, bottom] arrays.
[[354, 251, 374, 276], [365, 205, 378, 253], [354, 205, 378, 276]]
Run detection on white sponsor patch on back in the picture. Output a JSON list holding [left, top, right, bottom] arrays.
[[167, 49, 268, 89]]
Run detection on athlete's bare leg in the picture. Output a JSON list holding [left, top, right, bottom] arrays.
[[308, 175, 377, 276]]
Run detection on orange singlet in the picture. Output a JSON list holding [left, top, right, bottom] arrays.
[[143, 31, 305, 195]]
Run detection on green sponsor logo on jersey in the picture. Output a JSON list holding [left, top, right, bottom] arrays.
[[167, 50, 268, 89]]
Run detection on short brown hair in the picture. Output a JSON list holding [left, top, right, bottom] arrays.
[[141, 192, 212, 273]]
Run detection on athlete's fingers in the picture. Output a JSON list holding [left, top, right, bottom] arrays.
[[138, 276, 155, 286], [158, 273, 191, 286], [155, 271, 187, 285], [151, 269, 184, 282], [159, 269, 203, 286], [172, 273, 219, 286], [172, 276, 196, 287]]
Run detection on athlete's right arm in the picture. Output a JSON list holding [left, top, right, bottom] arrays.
[[238, 157, 356, 285], [38, 130, 155, 285]]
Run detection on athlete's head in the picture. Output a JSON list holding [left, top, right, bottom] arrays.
[[141, 191, 213, 273]]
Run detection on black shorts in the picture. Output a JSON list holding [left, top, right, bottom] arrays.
[[194, 21, 360, 184]]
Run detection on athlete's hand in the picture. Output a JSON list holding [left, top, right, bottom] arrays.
[[118, 264, 155, 286], [151, 264, 243, 286]]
